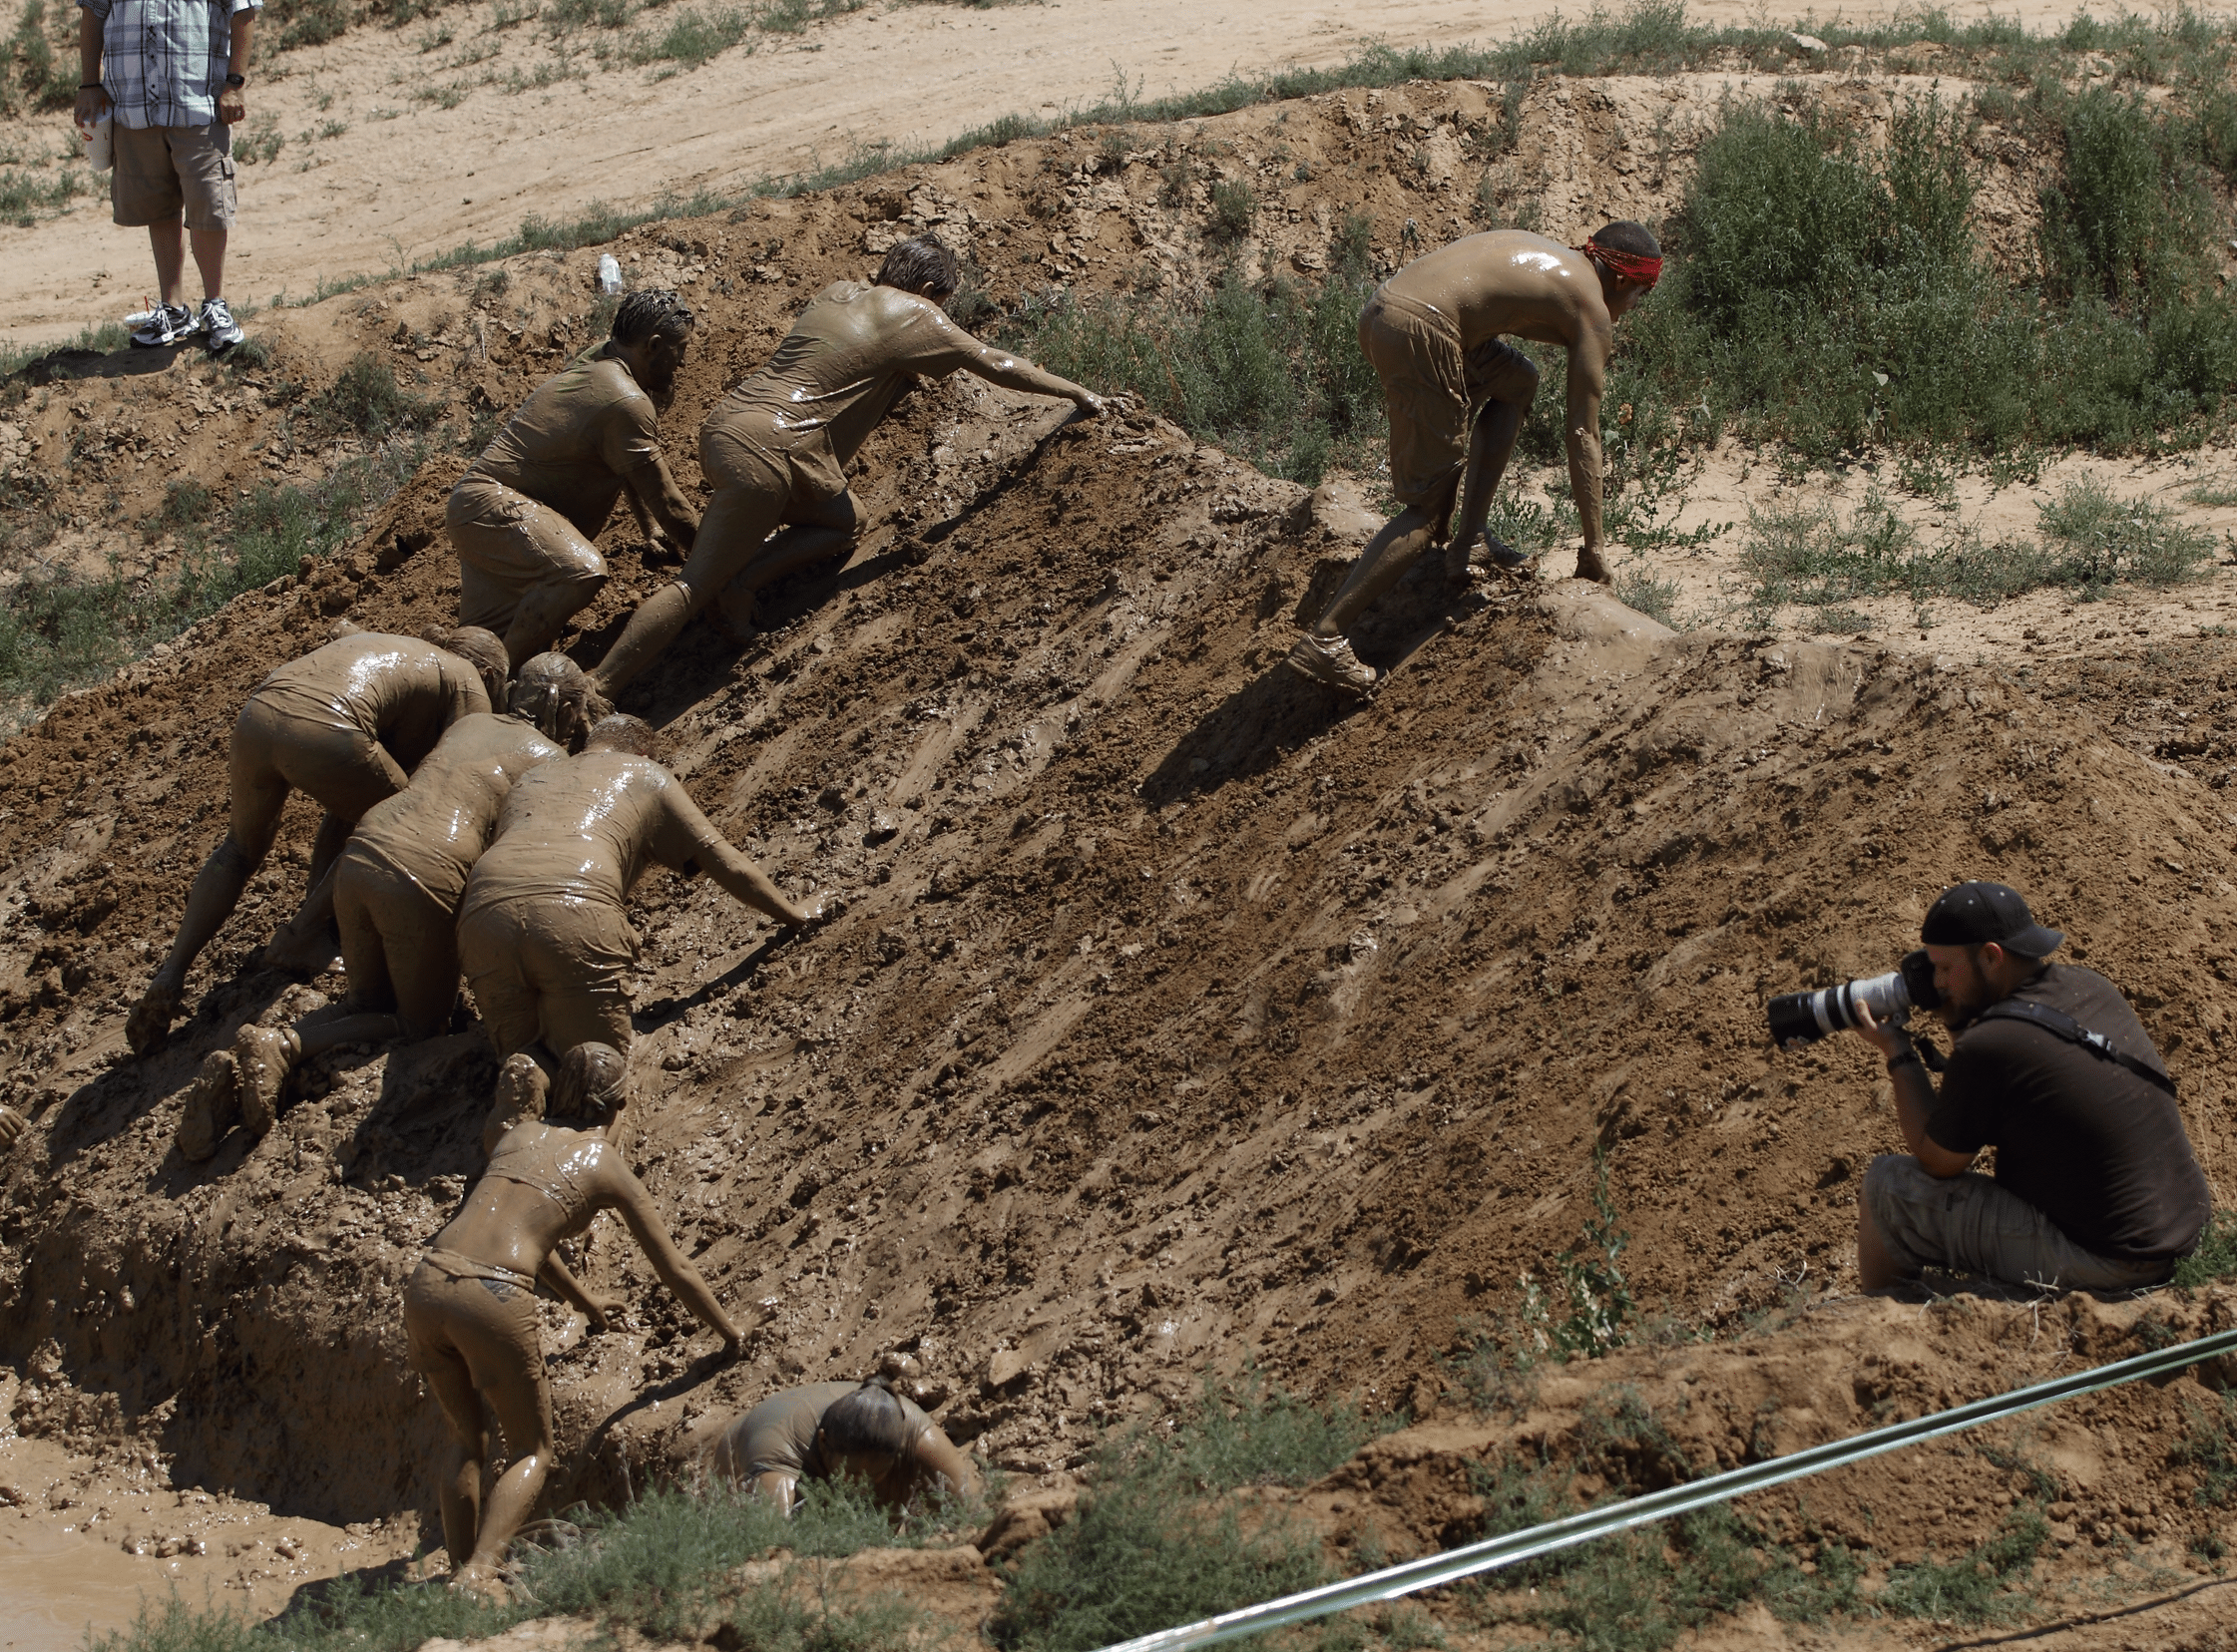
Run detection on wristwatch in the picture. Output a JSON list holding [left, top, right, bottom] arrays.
[[224, 72, 245, 88]]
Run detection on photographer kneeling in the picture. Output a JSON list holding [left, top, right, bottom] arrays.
[[1846, 881, 2209, 1293]]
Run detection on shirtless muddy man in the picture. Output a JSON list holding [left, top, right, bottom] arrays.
[[1289, 221, 1662, 694]]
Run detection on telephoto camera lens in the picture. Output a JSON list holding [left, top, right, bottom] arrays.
[[1766, 949, 1941, 1047]]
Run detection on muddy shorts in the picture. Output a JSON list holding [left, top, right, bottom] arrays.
[[684, 414, 834, 599], [111, 122, 236, 231], [1864, 1154, 2176, 1292], [230, 695, 408, 835], [1358, 290, 1539, 519], [334, 842, 460, 1039], [403, 1253, 552, 1451], [457, 894, 639, 1059], [446, 475, 609, 635]]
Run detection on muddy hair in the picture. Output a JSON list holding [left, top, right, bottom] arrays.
[[546, 1042, 628, 1127], [819, 1379, 916, 1460], [875, 236, 959, 297], [434, 625, 511, 702], [1591, 219, 1662, 260], [586, 713, 660, 758], [509, 651, 610, 751], [612, 288, 696, 346]]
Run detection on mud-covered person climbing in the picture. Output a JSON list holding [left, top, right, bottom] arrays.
[[133, 627, 508, 1064], [455, 713, 828, 1080], [404, 1041, 742, 1601], [704, 1377, 979, 1516], [175, 703, 568, 1163], [1289, 220, 1661, 695], [591, 234, 1110, 696], [449, 289, 703, 672]]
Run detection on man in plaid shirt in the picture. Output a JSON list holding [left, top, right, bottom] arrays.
[[74, 0, 259, 350]]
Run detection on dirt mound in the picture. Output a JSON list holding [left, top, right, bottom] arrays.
[[2, 69, 2236, 1643]]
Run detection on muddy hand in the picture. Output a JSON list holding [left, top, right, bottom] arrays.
[[0, 1104, 23, 1151], [587, 1292, 626, 1333], [127, 980, 181, 1057]]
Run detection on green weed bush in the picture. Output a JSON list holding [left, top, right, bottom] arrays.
[[1876, 1504, 2049, 1624], [2175, 1391, 2237, 1507], [2173, 1209, 2237, 1286], [303, 355, 448, 439], [1176, 1369, 1394, 1491]]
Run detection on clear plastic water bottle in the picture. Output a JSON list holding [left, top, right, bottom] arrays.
[[596, 254, 623, 295]]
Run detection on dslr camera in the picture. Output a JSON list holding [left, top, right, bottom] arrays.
[[1766, 950, 1942, 1047]]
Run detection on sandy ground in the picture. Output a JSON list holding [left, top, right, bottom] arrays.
[[5, 0, 2096, 347]]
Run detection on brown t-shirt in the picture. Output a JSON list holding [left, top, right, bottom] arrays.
[[705, 1381, 935, 1480], [346, 713, 564, 907], [1927, 964, 2211, 1260], [252, 633, 492, 772], [462, 353, 664, 537], [702, 281, 991, 500], [459, 750, 733, 921]]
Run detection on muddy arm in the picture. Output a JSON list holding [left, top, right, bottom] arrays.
[[1563, 327, 1611, 558], [666, 790, 818, 927], [910, 1426, 980, 1500], [609, 1167, 741, 1347], [623, 455, 699, 551]]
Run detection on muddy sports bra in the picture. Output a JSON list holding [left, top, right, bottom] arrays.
[[482, 1133, 603, 1221]]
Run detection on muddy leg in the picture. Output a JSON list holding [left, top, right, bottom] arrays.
[[593, 482, 786, 695], [417, 1345, 490, 1572], [457, 1335, 557, 1586], [1309, 505, 1444, 639], [502, 574, 607, 671], [714, 493, 861, 630], [1857, 1197, 1901, 1291]]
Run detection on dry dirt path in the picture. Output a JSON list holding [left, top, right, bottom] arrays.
[[8, 0, 2070, 347]]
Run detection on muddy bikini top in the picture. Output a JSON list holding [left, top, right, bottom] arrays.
[[482, 1132, 604, 1221]]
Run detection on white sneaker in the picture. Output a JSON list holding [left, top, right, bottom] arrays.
[[198, 296, 243, 352], [1285, 632, 1378, 694], [129, 302, 199, 348]]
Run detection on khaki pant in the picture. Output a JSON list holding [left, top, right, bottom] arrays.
[[447, 475, 609, 635], [1359, 290, 1538, 522], [1865, 1154, 2176, 1292], [457, 894, 638, 1059], [111, 121, 236, 230], [333, 843, 459, 1040]]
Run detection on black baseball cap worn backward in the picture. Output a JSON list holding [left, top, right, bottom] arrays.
[[1920, 881, 2064, 958]]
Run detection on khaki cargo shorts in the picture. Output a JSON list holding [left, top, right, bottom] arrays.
[[446, 475, 609, 634], [1359, 290, 1540, 524], [1864, 1154, 2176, 1292], [111, 122, 236, 231]]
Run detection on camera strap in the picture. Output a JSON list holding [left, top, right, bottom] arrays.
[[1975, 1001, 2176, 1097]]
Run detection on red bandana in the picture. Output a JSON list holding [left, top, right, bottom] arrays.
[[1581, 237, 1663, 288]]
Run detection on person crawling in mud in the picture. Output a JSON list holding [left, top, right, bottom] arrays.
[[406, 1042, 740, 1601], [590, 236, 1107, 695], [704, 1379, 978, 1515], [456, 711, 822, 1088], [448, 290, 703, 671], [1288, 221, 1661, 695], [128, 627, 511, 1057], [171, 658, 598, 1160], [1847, 880, 2210, 1293]]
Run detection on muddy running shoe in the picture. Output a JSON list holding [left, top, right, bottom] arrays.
[[1483, 537, 1535, 577], [231, 1025, 299, 1137], [129, 302, 199, 349], [1572, 546, 1615, 586], [198, 296, 243, 353], [1285, 632, 1377, 695], [176, 1049, 241, 1162]]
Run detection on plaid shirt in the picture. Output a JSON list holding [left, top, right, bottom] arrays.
[[79, 0, 261, 131]]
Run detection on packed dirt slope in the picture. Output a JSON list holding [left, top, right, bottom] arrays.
[[4, 65, 2237, 1652], [1, 0, 2098, 346]]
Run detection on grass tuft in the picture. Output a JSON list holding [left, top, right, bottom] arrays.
[[2173, 1209, 2237, 1287]]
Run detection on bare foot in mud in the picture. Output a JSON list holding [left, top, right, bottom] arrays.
[[1572, 547, 1614, 586], [176, 1049, 241, 1162], [127, 979, 182, 1057]]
